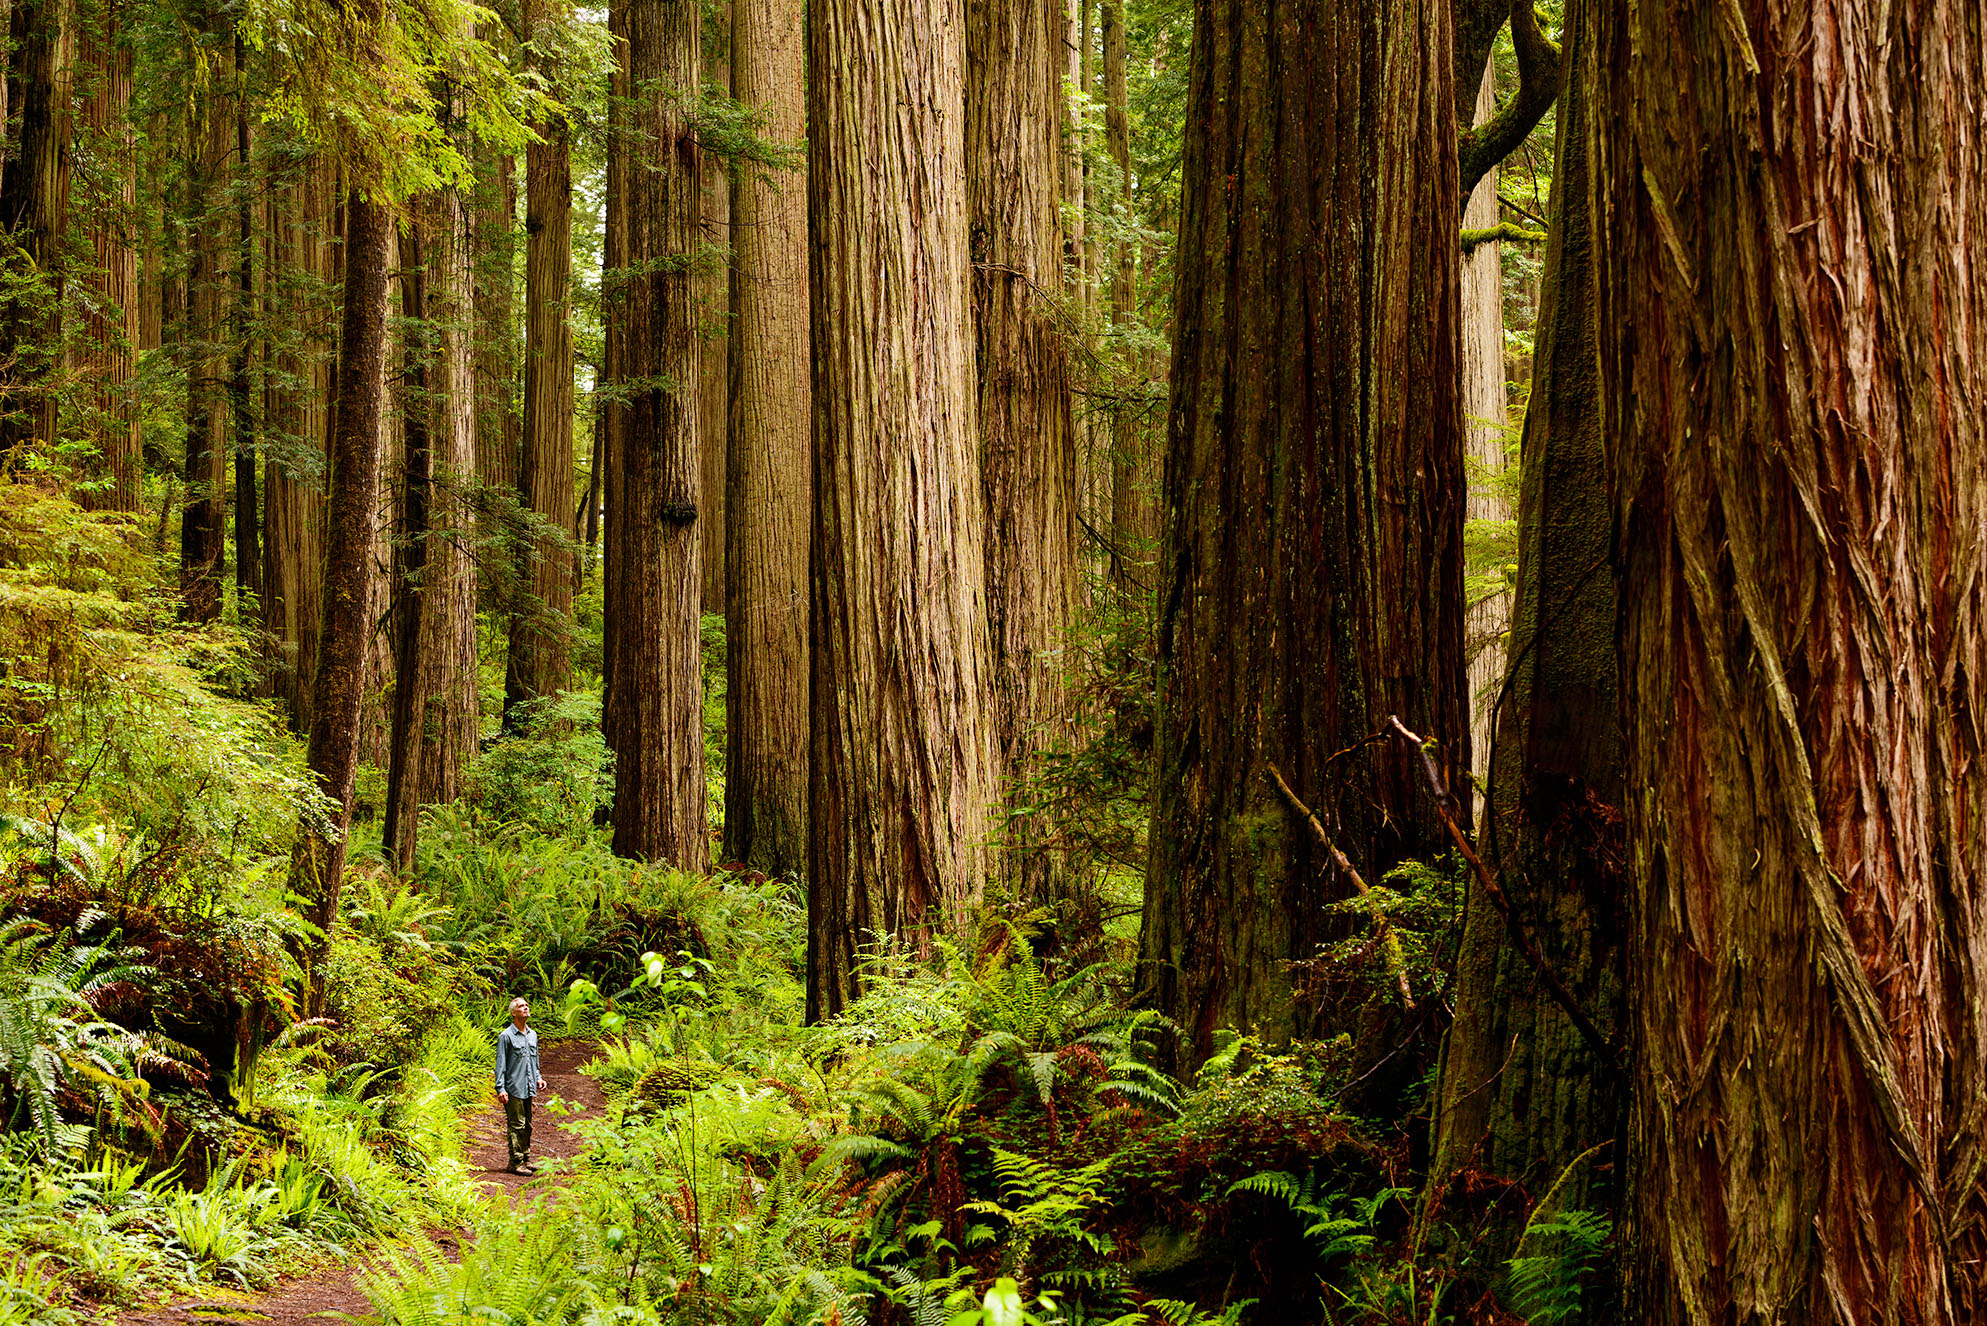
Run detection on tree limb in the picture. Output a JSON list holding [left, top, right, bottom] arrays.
[[1458, 0, 1561, 207], [1263, 762, 1415, 1009], [1461, 221, 1546, 254], [1383, 716, 1620, 1068]]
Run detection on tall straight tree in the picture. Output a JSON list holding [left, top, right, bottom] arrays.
[[503, 0, 576, 721], [721, 0, 807, 877], [807, 0, 998, 1020], [291, 54, 393, 974], [1100, 0, 1150, 586], [605, 0, 707, 868], [1425, 0, 1625, 1287], [176, 16, 235, 623], [262, 151, 337, 731], [1136, 0, 1467, 1065], [384, 180, 480, 868], [695, 6, 729, 615], [0, 0, 73, 462], [599, 0, 628, 734], [77, 1, 139, 511], [471, 132, 519, 501], [966, 0, 1077, 902], [1596, 0, 1987, 1317]]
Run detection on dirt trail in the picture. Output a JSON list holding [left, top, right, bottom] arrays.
[[114, 1038, 606, 1326]]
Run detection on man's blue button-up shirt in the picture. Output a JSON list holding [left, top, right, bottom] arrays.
[[495, 1024, 539, 1099]]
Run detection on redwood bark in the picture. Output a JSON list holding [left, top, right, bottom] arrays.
[[0, 0, 71, 463], [807, 0, 998, 1019], [1100, 0, 1151, 586], [176, 24, 232, 623], [472, 138, 519, 502], [1136, 0, 1467, 1065], [696, 9, 729, 615], [966, 0, 1078, 905], [1459, 59, 1507, 794], [1596, 0, 1987, 1317], [77, 4, 137, 511], [261, 152, 336, 732], [721, 0, 808, 878], [1427, 2, 1625, 1292], [291, 184, 390, 965], [384, 182, 480, 869], [605, 0, 707, 868], [503, 0, 576, 720]]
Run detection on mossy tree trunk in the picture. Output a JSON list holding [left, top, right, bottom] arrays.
[[1595, 0, 1987, 1315], [806, 0, 998, 1020], [1136, 0, 1468, 1067], [1425, 0, 1625, 1294]]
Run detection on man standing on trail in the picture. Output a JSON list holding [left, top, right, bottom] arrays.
[[495, 996, 545, 1175]]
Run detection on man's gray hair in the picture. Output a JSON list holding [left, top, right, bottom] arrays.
[[508, 996, 529, 1015]]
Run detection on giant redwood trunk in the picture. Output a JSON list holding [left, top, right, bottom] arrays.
[[1136, 0, 1468, 1065], [1597, 0, 1987, 1318], [384, 184, 480, 869], [503, 0, 576, 721], [720, 0, 808, 878], [292, 184, 390, 967], [807, 0, 998, 1020], [605, 0, 707, 869], [1426, 0, 1625, 1291], [966, 0, 1078, 905]]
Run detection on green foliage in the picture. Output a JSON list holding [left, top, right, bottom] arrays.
[[1506, 1209, 1610, 1325], [462, 692, 614, 835]]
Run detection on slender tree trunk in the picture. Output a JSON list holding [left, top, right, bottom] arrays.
[[0, 0, 71, 464], [1425, 4, 1624, 1296], [1100, 0, 1150, 586], [291, 182, 390, 973], [1459, 58, 1506, 800], [967, 0, 1077, 907], [806, 0, 997, 1020], [599, 3, 627, 742], [472, 137, 519, 503], [261, 151, 335, 732], [1596, 0, 1987, 1317], [1136, 0, 1467, 1067], [720, 0, 808, 877], [696, 6, 729, 615], [230, 66, 258, 608], [605, 0, 707, 868], [503, 0, 576, 722], [77, 2, 137, 510], [176, 21, 232, 622]]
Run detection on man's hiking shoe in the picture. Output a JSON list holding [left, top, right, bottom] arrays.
[[510, 1165, 536, 1176]]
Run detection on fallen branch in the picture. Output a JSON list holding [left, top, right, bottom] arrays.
[[1264, 763, 1414, 1008], [1384, 716, 1619, 1068]]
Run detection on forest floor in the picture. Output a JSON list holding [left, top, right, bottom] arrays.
[[113, 1039, 607, 1326]]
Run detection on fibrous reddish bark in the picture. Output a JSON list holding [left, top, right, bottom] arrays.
[[504, 0, 576, 721], [967, 0, 1078, 905], [605, 0, 707, 869], [807, 0, 999, 1020], [721, 0, 808, 878], [1597, 0, 1987, 1317], [1137, 0, 1468, 1066]]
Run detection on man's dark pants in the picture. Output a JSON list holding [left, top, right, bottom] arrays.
[[505, 1093, 533, 1169]]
